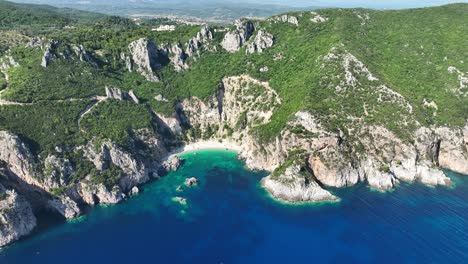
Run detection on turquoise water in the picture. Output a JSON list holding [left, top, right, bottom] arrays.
[[1, 149, 467, 263]]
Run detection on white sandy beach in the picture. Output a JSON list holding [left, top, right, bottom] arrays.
[[166, 139, 243, 160]]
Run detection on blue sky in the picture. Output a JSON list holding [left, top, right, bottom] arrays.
[[243, 0, 467, 8]]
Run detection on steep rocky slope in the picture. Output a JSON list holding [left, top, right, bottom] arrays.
[[0, 3, 467, 246]]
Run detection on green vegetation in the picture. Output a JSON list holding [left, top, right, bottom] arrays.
[[0, 2, 466, 186], [91, 164, 123, 188], [0, 101, 89, 155], [0, 0, 102, 34], [80, 100, 154, 146]]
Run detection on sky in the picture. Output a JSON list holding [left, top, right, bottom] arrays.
[[242, 0, 466, 8], [10, 0, 468, 9]]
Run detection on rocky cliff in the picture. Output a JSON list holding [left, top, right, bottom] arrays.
[[0, 4, 467, 247], [0, 184, 36, 247]]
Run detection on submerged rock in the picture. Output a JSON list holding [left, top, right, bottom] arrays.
[[172, 196, 187, 205]]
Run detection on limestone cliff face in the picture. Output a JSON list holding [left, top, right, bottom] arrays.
[[128, 38, 160, 82], [158, 25, 214, 72], [0, 128, 170, 245], [177, 75, 280, 133], [0, 184, 36, 247], [436, 126, 468, 175], [221, 20, 255, 53], [0, 131, 39, 187], [170, 74, 465, 201], [246, 30, 275, 54]]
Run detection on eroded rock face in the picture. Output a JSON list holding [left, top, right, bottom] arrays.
[[48, 195, 81, 219], [161, 155, 184, 174], [41, 40, 58, 68], [221, 20, 255, 53], [436, 127, 468, 175], [0, 131, 38, 187], [78, 182, 125, 205], [178, 75, 281, 136], [0, 52, 20, 70], [71, 44, 96, 65], [128, 38, 160, 82], [0, 185, 36, 247], [168, 43, 188, 72], [272, 14, 299, 26], [261, 164, 339, 203], [246, 30, 275, 54], [310, 12, 328, 23], [43, 155, 74, 190]]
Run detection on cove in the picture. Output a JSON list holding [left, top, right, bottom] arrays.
[[0, 149, 467, 263]]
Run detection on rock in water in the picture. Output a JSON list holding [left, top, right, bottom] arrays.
[[172, 196, 187, 205], [128, 38, 160, 82], [48, 195, 81, 219], [130, 186, 139, 196], [161, 155, 184, 174], [221, 19, 255, 53], [184, 177, 198, 187], [261, 164, 339, 203], [0, 185, 37, 247]]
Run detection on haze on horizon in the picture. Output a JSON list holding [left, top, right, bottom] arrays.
[[9, 0, 468, 9]]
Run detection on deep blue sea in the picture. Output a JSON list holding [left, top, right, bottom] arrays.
[[1, 150, 467, 263]]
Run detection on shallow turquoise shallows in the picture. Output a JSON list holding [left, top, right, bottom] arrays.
[[1, 150, 467, 263]]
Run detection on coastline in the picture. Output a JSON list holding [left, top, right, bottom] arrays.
[[165, 139, 243, 160]]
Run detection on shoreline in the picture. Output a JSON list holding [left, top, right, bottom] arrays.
[[165, 139, 243, 160]]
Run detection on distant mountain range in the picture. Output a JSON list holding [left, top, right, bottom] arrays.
[[6, 0, 318, 23]]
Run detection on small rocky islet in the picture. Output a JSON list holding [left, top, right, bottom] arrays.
[[0, 0, 467, 249]]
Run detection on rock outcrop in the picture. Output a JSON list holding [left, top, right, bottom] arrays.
[[261, 164, 339, 203], [436, 126, 468, 175], [128, 38, 160, 82], [310, 12, 329, 23], [43, 155, 74, 189], [272, 14, 299, 26], [48, 195, 81, 219], [168, 43, 188, 72], [0, 185, 36, 247], [105, 86, 124, 100], [0, 131, 38, 187], [246, 30, 275, 54], [184, 177, 198, 187], [160, 155, 184, 174], [41, 40, 58, 68], [221, 20, 255, 53]]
